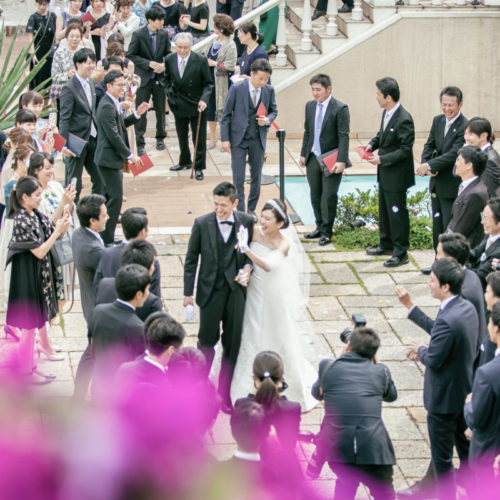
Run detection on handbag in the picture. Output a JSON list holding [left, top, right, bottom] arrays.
[[50, 233, 73, 267]]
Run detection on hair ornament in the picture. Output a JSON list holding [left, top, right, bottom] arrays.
[[262, 371, 270, 378], [266, 199, 286, 220]]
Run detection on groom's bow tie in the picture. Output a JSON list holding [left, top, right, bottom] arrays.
[[220, 220, 234, 225]]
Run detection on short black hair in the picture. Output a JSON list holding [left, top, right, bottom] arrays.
[[73, 47, 96, 67], [213, 181, 237, 202], [120, 239, 156, 270], [349, 327, 380, 359], [143, 312, 185, 356], [15, 109, 36, 125], [104, 70, 124, 87], [466, 117, 495, 143], [103, 56, 124, 71], [438, 233, 470, 266], [486, 271, 500, 298], [145, 5, 166, 21], [440, 86, 463, 105], [487, 197, 500, 224], [457, 145, 487, 177], [431, 257, 465, 296], [490, 300, 500, 329], [309, 73, 331, 89], [230, 399, 269, 452], [250, 58, 272, 76], [121, 207, 148, 240], [168, 347, 207, 380], [76, 194, 106, 228], [115, 264, 151, 301], [376, 77, 400, 102]]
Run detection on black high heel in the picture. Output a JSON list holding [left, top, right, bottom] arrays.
[[4, 325, 19, 341]]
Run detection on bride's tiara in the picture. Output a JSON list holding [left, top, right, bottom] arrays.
[[266, 199, 286, 220]]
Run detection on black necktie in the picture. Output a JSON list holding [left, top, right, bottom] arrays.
[[150, 32, 157, 56], [220, 220, 233, 225]]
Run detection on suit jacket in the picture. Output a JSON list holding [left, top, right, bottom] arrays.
[[410, 296, 478, 414], [300, 97, 351, 166], [72, 226, 104, 323], [482, 144, 500, 198], [313, 353, 397, 465], [59, 75, 96, 141], [96, 277, 163, 322], [447, 177, 488, 248], [369, 105, 415, 192], [93, 241, 162, 297], [464, 354, 500, 457], [421, 113, 467, 199], [164, 51, 213, 117], [94, 94, 139, 169], [469, 236, 500, 290], [184, 211, 254, 308], [220, 80, 278, 150], [462, 268, 488, 353], [115, 355, 168, 387], [126, 25, 171, 87]]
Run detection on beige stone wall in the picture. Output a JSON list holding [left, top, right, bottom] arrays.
[[277, 16, 500, 137]]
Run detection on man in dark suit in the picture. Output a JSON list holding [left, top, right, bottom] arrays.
[[95, 240, 163, 322], [300, 73, 350, 246], [95, 70, 149, 245], [90, 264, 150, 395], [447, 145, 488, 248], [312, 327, 397, 499], [396, 258, 478, 500], [126, 5, 171, 155], [59, 48, 103, 200], [95, 56, 124, 109], [116, 312, 185, 387], [418, 87, 467, 267], [481, 272, 500, 366], [184, 182, 254, 412], [469, 197, 500, 290], [221, 59, 278, 215], [365, 77, 415, 267], [94, 208, 161, 297], [167, 32, 213, 181]]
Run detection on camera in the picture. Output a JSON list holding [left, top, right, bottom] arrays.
[[350, 218, 367, 229], [340, 313, 367, 344]]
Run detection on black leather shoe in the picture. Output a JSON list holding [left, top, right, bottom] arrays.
[[169, 164, 191, 171], [305, 229, 321, 239], [397, 478, 436, 498], [156, 139, 166, 151], [195, 170, 204, 181], [137, 146, 146, 157], [421, 267, 432, 275], [319, 236, 331, 246], [366, 246, 393, 256], [338, 4, 353, 12], [113, 239, 123, 246], [384, 255, 409, 268], [311, 9, 326, 20]]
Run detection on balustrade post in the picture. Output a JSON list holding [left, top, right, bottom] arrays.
[[300, 0, 313, 51], [275, 0, 288, 66], [431, 0, 443, 5], [351, 0, 363, 21], [326, 0, 338, 36]]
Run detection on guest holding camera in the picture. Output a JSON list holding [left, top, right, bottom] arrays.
[[311, 327, 397, 499]]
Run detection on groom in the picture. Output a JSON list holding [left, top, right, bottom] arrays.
[[184, 182, 255, 413]]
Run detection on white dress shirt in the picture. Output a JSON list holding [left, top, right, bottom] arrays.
[[383, 102, 400, 130], [217, 212, 235, 243]]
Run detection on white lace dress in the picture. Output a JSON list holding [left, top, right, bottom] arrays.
[[230, 241, 318, 411]]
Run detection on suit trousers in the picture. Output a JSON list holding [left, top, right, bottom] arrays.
[[231, 138, 265, 212], [99, 166, 123, 245], [427, 411, 470, 500], [378, 185, 409, 257], [431, 193, 455, 251], [134, 78, 166, 147], [173, 111, 207, 171], [306, 155, 343, 238], [73, 343, 93, 400], [216, 0, 244, 19], [197, 280, 245, 404], [328, 462, 395, 500], [64, 136, 103, 201]]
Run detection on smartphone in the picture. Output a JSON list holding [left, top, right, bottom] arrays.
[[70, 177, 77, 188]]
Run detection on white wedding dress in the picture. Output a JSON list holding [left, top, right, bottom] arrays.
[[229, 237, 318, 412]]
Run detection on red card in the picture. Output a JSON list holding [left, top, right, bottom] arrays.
[[129, 154, 154, 176], [356, 146, 372, 160], [52, 133, 67, 152], [81, 12, 97, 24], [320, 150, 338, 173], [257, 102, 267, 117]]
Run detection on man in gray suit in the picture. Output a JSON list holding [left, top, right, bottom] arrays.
[[312, 327, 398, 499], [221, 59, 278, 216]]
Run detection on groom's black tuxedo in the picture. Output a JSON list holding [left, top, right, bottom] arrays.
[[184, 210, 254, 405]]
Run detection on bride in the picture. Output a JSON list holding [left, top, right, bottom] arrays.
[[232, 199, 318, 411]]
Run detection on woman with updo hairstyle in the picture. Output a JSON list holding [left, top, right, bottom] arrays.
[[205, 14, 237, 149], [237, 22, 268, 78], [94, 40, 134, 82], [464, 116, 500, 198]]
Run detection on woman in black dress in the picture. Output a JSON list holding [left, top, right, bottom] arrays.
[[27, 0, 58, 91], [6, 176, 71, 385]]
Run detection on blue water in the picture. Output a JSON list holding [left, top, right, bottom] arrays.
[[277, 176, 430, 226]]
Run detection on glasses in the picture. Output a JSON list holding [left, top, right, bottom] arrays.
[[113, 83, 126, 87]]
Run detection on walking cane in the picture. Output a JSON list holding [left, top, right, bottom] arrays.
[[190, 111, 202, 180]]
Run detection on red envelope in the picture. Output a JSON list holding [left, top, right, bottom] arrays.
[[318, 149, 339, 174], [81, 12, 97, 24], [356, 146, 372, 160], [257, 102, 267, 117], [129, 154, 154, 176], [52, 133, 67, 152]]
